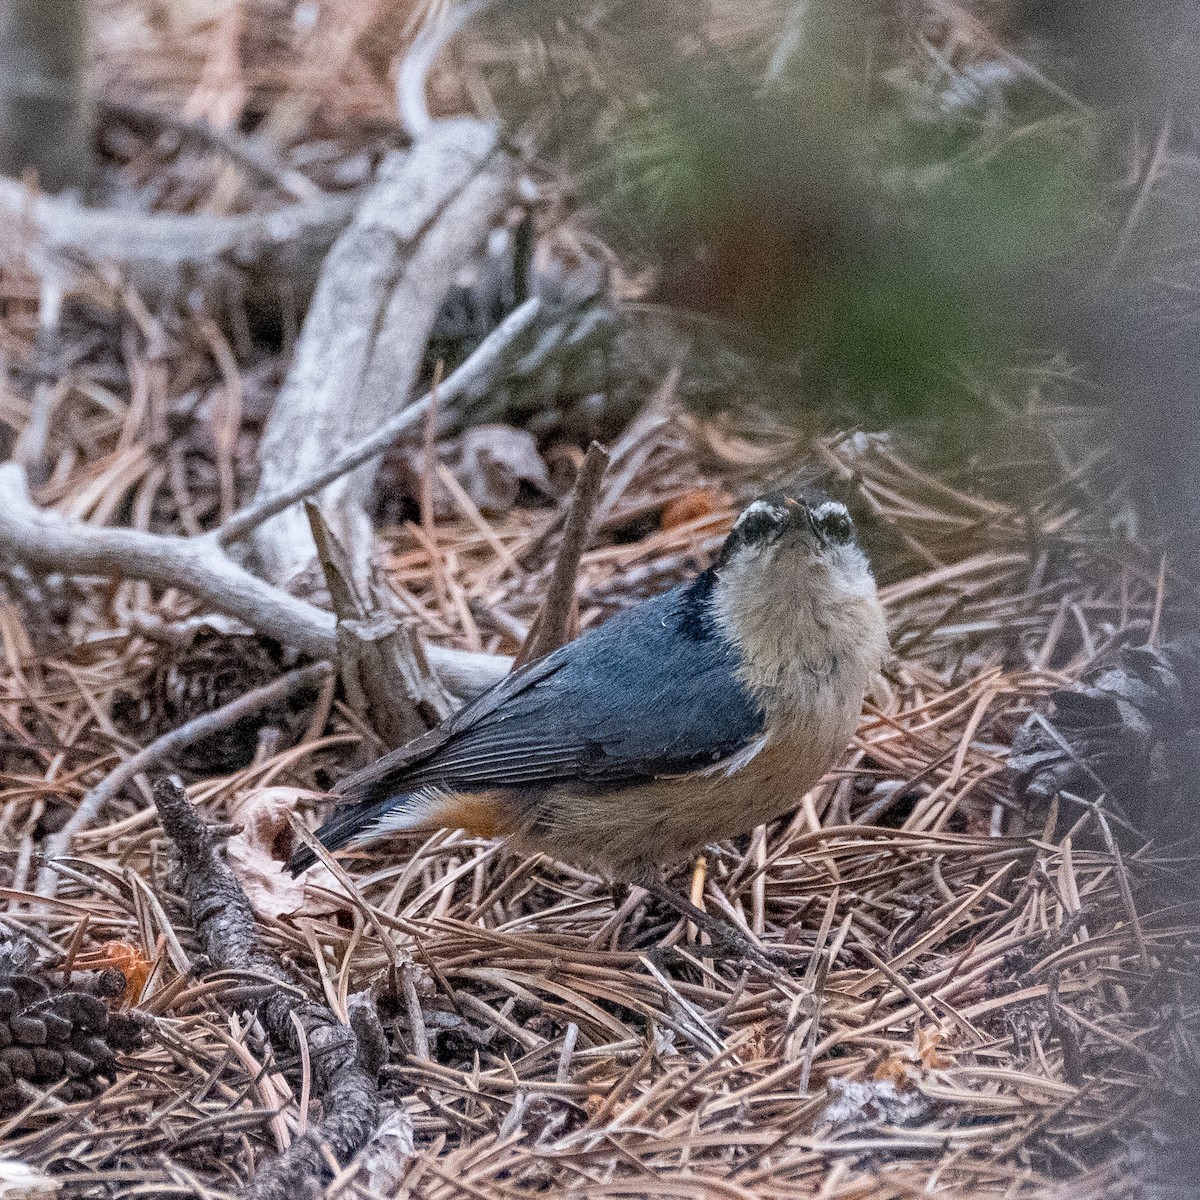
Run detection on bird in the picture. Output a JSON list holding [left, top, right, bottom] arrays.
[[288, 491, 889, 956]]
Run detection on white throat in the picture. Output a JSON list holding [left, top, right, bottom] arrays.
[[710, 540, 888, 719]]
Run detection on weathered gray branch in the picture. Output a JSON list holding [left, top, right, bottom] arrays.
[[397, 0, 496, 140], [0, 113, 529, 735], [306, 501, 452, 748], [0, 175, 355, 306], [217, 296, 541, 548], [0, 463, 510, 697], [248, 118, 514, 591]]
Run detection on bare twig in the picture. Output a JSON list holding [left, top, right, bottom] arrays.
[[1099, 112, 1173, 288], [216, 297, 541, 550], [397, 0, 497, 139], [765, 3, 808, 84], [151, 777, 383, 1200], [635, 873, 781, 973], [35, 662, 334, 898], [514, 441, 610, 668], [12, 379, 64, 480]]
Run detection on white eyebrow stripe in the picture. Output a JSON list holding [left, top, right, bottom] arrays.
[[735, 500, 788, 527], [811, 500, 849, 520]]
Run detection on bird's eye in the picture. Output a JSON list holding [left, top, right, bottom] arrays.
[[814, 507, 854, 543], [737, 508, 783, 544], [731, 501, 789, 549]]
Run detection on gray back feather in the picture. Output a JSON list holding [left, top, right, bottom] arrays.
[[342, 577, 765, 803]]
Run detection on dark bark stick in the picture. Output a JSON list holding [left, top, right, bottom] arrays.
[[98, 100, 320, 202], [514, 441, 610, 669], [151, 778, 384, 1200]]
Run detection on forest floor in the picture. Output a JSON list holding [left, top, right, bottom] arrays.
[[1, 2, 1197, 1197]]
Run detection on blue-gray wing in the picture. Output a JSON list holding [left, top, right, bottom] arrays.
[[340, 574, 765, 803]]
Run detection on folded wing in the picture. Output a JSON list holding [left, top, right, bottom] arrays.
[[290, 576, 766, 871]]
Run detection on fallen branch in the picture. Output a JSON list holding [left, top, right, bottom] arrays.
[[247, 119, 515, 591], [35, 661, 334, 898], [0, 118, 529, 739], [0, 174, 355, 307], [0, 462, 334, 657], [151, 777, 384, 1200], [514, 440, 610, 668], [0, 463, 510, 697]]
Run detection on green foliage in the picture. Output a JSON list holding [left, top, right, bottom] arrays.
[[488, 1, 1115, 423]]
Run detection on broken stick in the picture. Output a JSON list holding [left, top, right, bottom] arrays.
[[514, 440, 610, 668]]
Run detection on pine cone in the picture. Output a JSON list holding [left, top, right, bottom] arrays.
[[0, 939, 142, 1113], [112, 631, 300, 773], [1010, 634, 1200, 838]]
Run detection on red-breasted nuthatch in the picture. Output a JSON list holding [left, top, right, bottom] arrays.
[[289, 492, 888, 921]]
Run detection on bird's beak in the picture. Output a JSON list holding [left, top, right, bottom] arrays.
[[785, 497, 817, 539]]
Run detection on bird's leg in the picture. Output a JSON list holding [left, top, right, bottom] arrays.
[[631, 872, 793, 971]]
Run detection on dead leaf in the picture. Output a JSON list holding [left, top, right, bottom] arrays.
[[871, 1024, 951, 1085], [915, 1025, 952, 1070], [455, 425, 553, 514], [92, 942, 153, 1004], [871, 1052, 911, 1087], [225, 786, 353, 918], [661, 487, 727, 530]]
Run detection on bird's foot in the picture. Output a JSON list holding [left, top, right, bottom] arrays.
[[681, 924, 805, 975], [632, 873, 800, 974]]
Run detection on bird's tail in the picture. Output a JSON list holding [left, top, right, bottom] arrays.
[[288, 785, 510, 876], [286, 789, 417, 876]]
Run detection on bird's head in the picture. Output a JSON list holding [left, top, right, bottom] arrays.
[[710, 491, 885, 694], [718, 491, 872, 596]]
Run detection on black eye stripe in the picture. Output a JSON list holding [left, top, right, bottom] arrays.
[[721, 494, 856, 565]]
